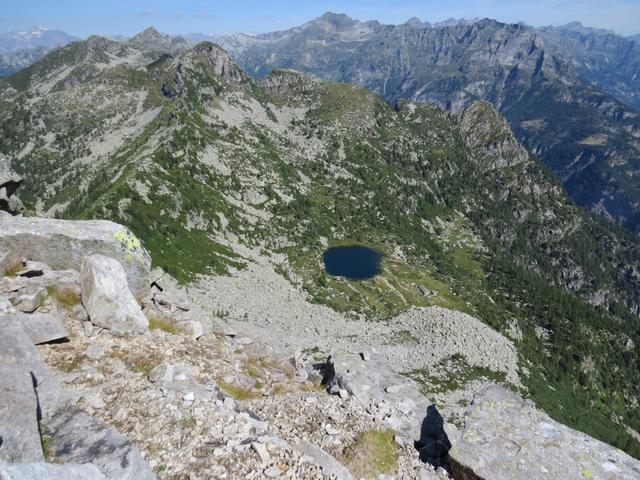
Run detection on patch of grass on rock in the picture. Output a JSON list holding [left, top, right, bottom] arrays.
[[217, 379, 261, 401], [147, 314, 178, 334], [342, 429, 399, 479]]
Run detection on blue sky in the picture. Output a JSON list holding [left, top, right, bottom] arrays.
[[1, 0, 639, 37]]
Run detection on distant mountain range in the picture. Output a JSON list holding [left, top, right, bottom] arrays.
[[0, 26, 78, 77], [218, 13, 640, 233]]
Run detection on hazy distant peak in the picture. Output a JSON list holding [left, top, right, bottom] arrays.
[[129, 26, 164, 43], [404, 17, 425, 28]]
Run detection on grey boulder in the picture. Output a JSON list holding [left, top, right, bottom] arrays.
[[81, 255, 148, 335], [0, 217, 150, 298]]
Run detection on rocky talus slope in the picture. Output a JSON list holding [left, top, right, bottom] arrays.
[[2, 216, 640, 479]]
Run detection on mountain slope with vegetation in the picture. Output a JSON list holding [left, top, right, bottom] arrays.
[[220, 13, 640, 234], [1, 33, 640, 458]]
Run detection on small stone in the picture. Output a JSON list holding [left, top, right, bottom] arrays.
[[359, 352, 369, 361], [264, 466, 281, 478], [329, 384, 340, 395], [183, 392, 195, 402], [338, 389, 349, 399], [252, 442, 271, 463], [17, 287, 47, 313], [82, 320, 94, 337], [385, 385, 402, 394], [85, 344, 105, 360], [325, 424, 340, 436], [83, 393, 105, 410], [223, 397, 236, 410], [305, 396, 317, 404]]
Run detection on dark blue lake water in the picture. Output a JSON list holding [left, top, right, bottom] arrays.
[[323, 245, 383, 280]]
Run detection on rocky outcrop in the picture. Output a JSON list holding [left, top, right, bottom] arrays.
[[449, 385, 640, 479], [459, 101, 529, 169], [0, 157, 24, 215], [80, 254, 148, 335], [0, 217, 150, 298], [193, 42, 246, 84], [260, 69, 320, 95]]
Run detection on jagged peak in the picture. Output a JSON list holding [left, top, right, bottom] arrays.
[[184, 41, 246, 84], [129, 26, 164, 43], [404, 17, 425, 28]]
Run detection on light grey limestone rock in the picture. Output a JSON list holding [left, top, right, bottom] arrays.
[[3, 312, 68, 344], [45, 407, 156, 480], [0, 218, 150, 298], [14, 287, 46, 313], [148, 362, 199, 384], [0, 321, 46, 463], [80, 255, 148, 335], [295, 440, 353, 480], [0, 250, 21, 276], [449, 385, 640, 480], [0, 462, 105, 480]]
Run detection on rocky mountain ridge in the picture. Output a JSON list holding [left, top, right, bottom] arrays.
[[219, 13, 640, 233], [1, 31, 640, 466]]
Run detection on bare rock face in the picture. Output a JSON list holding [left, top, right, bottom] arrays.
[[194, 42, 246, 84], [0, 217, 150, 298], [46, 407, 156, 480], [449, 385, 640, 480], [4, 312, 69, 344], [0, 157, 24, 215], [0, 462, 105, 480], [80, 255, 148, 335], [458, 101, 529, 169], [0, 321, 47, 463]]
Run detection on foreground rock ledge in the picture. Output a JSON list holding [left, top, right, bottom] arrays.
[[0, 217, 150, 298], [449, 385, 640, 480]]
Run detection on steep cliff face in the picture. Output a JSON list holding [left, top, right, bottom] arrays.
[[1, 33, 640, 459], [221, 15, 640, 233]]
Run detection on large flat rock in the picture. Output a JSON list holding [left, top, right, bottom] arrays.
[[0, 324, 45, 463], [0, 462, 105, 480], [0, 217, 150, 298], [46, 407, 156, 480], [449, 385, 640, 480], [2, 312, 69, 344]]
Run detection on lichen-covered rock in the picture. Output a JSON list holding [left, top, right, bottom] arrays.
[[0, 218, 150, 298], [449, 385, 640, 480], [80, 255, 148, 335]]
